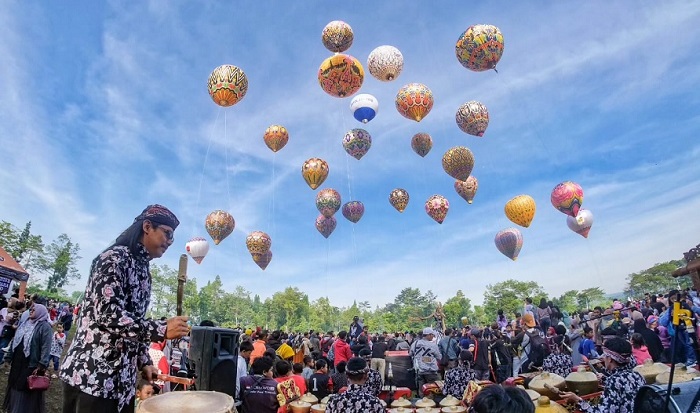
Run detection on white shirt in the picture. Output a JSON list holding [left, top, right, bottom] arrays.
[[235, 355, 248, 405]]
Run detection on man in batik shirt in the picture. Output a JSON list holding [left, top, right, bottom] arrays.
[[358, 348, 383, 397], [326, 357, 384, 413], [443, 350, 477, 399]]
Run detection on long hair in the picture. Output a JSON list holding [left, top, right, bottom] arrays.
[[113, 221, 145, 256]]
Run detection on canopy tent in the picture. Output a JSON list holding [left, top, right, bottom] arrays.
[[0, 245, 28, 297]]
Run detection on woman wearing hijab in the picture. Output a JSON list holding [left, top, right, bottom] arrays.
[[632, 318, 663, 362], [3, 303, 53, 413]]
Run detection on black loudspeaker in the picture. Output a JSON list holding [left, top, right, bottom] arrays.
[[634, 381, 700, 413], [385, 352, 416, 390], [188, 326, 240, 397]]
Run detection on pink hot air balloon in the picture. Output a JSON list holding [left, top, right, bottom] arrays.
[[315, 214, 337, 238], [252, 250, 272, 270], [316, 188, 341, 218], [567, 209, 594, 238], [341, 201, 365, 223], [454, 176, 478, 204], [551, 181, 584, 217], [425, 195, 449, 224], [185, 237, 210, 264], [495, 228, 523, 261]]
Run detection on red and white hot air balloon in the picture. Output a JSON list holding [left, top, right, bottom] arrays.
[[185, 237, 210, 264]]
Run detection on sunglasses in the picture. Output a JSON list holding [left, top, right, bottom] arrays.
[[156, 226, 175, 242]]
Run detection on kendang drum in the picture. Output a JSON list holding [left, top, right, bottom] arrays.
[[137, 391, 235, 413]]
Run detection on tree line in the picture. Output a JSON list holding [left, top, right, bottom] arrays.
[[0, 220, 691, 331]]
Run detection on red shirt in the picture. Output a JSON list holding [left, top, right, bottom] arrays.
[[274, 375, 306, 413]]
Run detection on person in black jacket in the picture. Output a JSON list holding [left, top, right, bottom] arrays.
[[633, 318, 663, 362]]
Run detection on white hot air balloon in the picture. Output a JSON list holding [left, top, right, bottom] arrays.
[[367, 45, 404, 81], [185, 237, 210, 264], [350, 93, 379, 123], [566, 209, 594, 238]]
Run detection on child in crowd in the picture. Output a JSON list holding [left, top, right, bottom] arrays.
[[135, 380, 155, 411], [578, 326, 599, 360], [631, 333, 652, 365], [49, 323, 66, 378]]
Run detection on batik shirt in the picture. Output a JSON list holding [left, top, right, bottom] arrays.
[[363, 368, 383, 397], [326, 384, 385, 413], [443, 365, 477, 398], [60, 244, 166, 411], [542, 353, 574, 378], [578, 364, 646, 413]]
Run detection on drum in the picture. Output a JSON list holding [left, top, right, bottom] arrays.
[[137, 391, 236, 413]]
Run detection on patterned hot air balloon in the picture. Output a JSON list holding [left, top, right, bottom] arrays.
[[442, 146, 475, 182], [315, 214, 337, 238], [504, 195, 536, 228], [456, 101, 489, 137], [367, 45, 404, 82], [207, 65, 248, 107], [350, 94, 378, 123], [454, 176, 478, 204], [205, 210, 235, 245], [185, 237, 209, 264], [389, 188, 410, 213], [342, 128, 372, 160], [567, 209, 594, 238], [322, 20, 354, 53], [395, 83, 434, 122], [252, 250, 272, 270], [246, 231, 271, 255], [551, 181, 584, 217], [263, 125, 289, 152], [425, 195, 449, 224], [318, 54, 364, 98], [342, 201, 365, 223], [455, 24, 505, 72], [411, 133, 433, 157], [301, 158, 329, 190], [495, 228, 523, 261], [316, 188, 341, 218]]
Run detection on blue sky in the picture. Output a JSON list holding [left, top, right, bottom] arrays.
[[1, 1, 699, 308]]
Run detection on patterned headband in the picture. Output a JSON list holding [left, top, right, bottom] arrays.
[[602, 347, 630, 364], [345, 366, 370, 376]]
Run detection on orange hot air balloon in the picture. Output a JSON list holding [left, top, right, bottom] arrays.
[[454, 176, 478, 204], [207, 65, 248, 107], [301, 158, 329, 190], [442, 146, 475, 182], [263, 125, 289, 152], [389, 188, 409, 213], [205, 210, 235, 245], [504, 195, 536, 228], [318, 54, 364, 98], [395, 83, 433, 122], [252, 250, 272, 270], [246, 231, 271, 255]]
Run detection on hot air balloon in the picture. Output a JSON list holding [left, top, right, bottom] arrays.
[[350, 94, 378, 123], [567, 209, 594, 238], [207, 65, 248, 107], [551, 181, 584, 217], [342, 201, 364, 223], [455, 24, 505, 72], [318, 54, 364, 98], [367, 45, 404, 82], [316, 188, 341, 218], [411, 133, 433, 157], [301, 158, 329, 190], [205, 210, 235, 245], [504, 195, 536, 228], [246, 231, 271, 255], [395, 83, 433, 122], [425, 195, 449, 224], [454, 176, 478, 204], [321, 20, 354, 53], [442, 146, 475, 182], [185, 237, 210, 264], [342, 128, 372, 160], [461, 316, 469, 326], [495, 228, 523, 261], [389, 188, 410, 213], [456, 101, 489, 137], [252, 250, 272, 270], [263, 125, 289, 152], [315, 214, 337, 238]]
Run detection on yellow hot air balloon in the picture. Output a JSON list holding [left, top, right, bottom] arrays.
[[205, 210, 235, 245], [301, 158, 329, 190], [207, 65, 248, 107], [318, 54, 364, 98], [504, 195, 536, 228]]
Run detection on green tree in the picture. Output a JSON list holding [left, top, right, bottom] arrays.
[[270, 287, 310, 331], [577, 287, 606, 310], [148, 264, 199, 321], [625, 261, 688, 297], [309, 297, 341, 332], [483, 279, 546, 321], [39, 234, 81, 293], [443, 290, 473, 328], [554, 290, 580, 314], [197, 276, 228, 324], [0, 221, 44, 270]]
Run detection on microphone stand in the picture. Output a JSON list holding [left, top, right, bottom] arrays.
[[387, 362, 395, 402]]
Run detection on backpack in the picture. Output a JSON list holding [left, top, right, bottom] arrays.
[[525, 331, 549, 368], [327, 341, 335, 362]]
